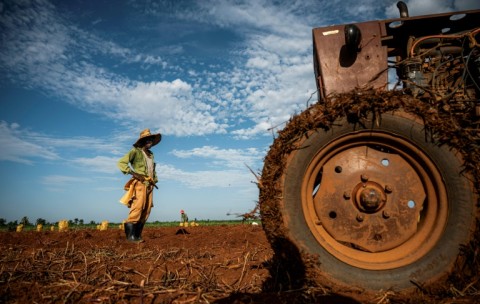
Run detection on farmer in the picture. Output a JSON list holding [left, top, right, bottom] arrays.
[[175, 209, 190, 235], [118, 129, 161, 242], [180, 209, 189, 226]]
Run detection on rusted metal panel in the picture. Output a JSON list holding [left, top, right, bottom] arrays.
[[313, 21, 388, 98]]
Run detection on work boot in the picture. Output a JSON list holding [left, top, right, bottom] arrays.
[[135, 222, 145, 242], [124, 222, 142, 243]]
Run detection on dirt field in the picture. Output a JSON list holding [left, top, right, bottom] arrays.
[[0, 224, 478, 303]]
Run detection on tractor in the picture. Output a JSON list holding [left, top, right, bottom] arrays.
[[259, 2, 480, 293]]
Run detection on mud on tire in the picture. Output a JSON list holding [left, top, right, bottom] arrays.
[[259, 93, 478, 293]]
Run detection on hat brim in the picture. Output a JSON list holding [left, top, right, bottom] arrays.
[[134, 133, 162, 147]]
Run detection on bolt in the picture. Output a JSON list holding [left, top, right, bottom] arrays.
[[382, 210, 390, 219], [343, 191, 351, 200], [361, 174, 369, 182], [385, 185, 393, 193], [356, 214, 364, 222], [315, 220, 322, 225]]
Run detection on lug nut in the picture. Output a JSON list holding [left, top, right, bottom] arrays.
[[383, 211, 390, 219], [356, 214, 364, 222], [343, 191, 351, 200], [385, 185, 393, 193], [361, 174, 369, 182]]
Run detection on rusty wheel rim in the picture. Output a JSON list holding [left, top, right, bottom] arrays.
[[301, 131, 448, 270]]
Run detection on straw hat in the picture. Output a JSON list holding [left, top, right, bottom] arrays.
[[134, 129, 162, 147]]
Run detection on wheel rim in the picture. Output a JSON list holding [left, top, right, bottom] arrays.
[[301, 130, 448, 270]]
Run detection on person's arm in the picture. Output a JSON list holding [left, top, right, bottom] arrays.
[[118, 149, 134, 175], [151, 153, 159, 184], [118, 148, 148, 182]]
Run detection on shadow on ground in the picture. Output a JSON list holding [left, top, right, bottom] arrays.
[[214, 237, 362, 304]]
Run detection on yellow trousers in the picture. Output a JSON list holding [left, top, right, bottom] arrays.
[[126, 180, 153, 224]]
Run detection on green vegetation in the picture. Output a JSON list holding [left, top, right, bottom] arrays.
[[0, 217, 260, 232]]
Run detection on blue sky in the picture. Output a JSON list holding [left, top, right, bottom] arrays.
[[1, 0, 478, 224]]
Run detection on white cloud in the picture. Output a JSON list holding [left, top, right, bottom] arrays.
[[183, 0, 311, 37], [41, 175, 89, 186], [117, 80, 227, 136], [40, 174, 91, 192], [171, 145, 263, 169], [0, 0, 224, 137], [0, 0, 317, 139], [5, 0, 476, 143], [32, 135, 122, 154], [232, 121, 276, 140], [71, 156, 119, 174], [385, 0, 479, 17], [156, 163, 254, 188], [0, 121, 58, 164], [0, 121, 127, 166]]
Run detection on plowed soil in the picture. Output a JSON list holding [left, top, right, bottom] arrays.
[[0, 224, 478, 303]]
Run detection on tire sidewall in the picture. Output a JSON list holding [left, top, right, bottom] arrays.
[[283, 113, 476, 290]]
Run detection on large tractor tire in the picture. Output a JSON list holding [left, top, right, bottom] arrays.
[[260, 107, 477, 292]]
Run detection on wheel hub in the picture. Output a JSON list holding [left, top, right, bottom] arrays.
[[360, 188, 380, 210], [313, 146, 426, 253], [355, 182, 386, 213]]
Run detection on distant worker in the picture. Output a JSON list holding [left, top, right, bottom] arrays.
[[180, 210, 189, 226], [118, 129, 161, 242]]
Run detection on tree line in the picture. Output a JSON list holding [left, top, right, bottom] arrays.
[[0, 217, 98, 228]]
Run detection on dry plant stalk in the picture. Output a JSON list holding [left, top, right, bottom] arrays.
[[0, 230, 270, 303]]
